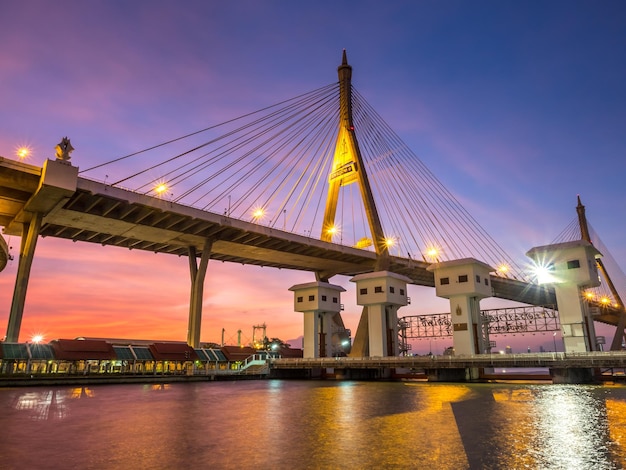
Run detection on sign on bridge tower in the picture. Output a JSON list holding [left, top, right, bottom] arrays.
[[321, 50, 389, 271]]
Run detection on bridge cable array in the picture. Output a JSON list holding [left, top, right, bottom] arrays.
[[80, 82, 530, 281]]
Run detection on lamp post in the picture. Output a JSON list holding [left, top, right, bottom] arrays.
[[553, 332, 558, 352]]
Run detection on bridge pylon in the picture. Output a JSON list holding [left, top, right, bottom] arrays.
[[577, 196, 626, 350], [321, 50, 389, 272]]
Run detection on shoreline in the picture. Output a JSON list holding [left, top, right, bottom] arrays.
[[0, 373, 267, 388]]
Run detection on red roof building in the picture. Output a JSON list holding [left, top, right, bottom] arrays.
[[220, 345, 257, 362], [50, 339, 116, 361], [148, 342, 198, 361]]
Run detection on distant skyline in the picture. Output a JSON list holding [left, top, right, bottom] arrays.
[[1, 1, 625, 352]]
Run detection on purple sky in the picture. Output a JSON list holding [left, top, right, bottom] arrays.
[[1, 1, 625, 352]]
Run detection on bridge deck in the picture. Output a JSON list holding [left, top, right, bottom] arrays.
[[3, 158, 623, 324]]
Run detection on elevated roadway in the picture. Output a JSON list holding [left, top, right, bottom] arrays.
[[1, 157, 623, 327]]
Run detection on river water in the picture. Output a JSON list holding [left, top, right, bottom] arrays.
[[1, 379, 626, 469]]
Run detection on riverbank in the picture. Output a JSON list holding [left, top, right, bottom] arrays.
[[0, 373, 267, 387]]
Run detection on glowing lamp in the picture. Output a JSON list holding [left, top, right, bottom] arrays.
[[17, 146, 31, 160], [154, 182, 168, 195], [384, 237, 396, 248], [31, 334, 44, 344], [252, 208, 265, 219], [354, 237, 373, 249], [530, 262, 556, 285]]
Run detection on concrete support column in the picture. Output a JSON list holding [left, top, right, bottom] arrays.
[[557, 285, 595, 352], [187, 239, 212, 348], [6, 212, 42, 342], [364, 304, 400, 357], [448, 295, 483, 356], [426, 368, 469, 382], [302, 311, 333, 358], [4, 158, 77, 342], [550, 368, 594, 384], [366, 304, 387, 357], [302, 311, 320, 358]]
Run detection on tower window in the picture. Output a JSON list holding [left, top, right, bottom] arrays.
[[389, 286, 395, 294], [374, 286, 383, 293], [440, 277, 450, 285], [321, 295, 327, 301], [476, 275, 481, 283], [297, 296, 303, 303], [458, 275, 468, 283], [332, 297, 338, 303], [308, 295, 315, 301], [567, 259, 581, 269], [360, 288, 368, 295]]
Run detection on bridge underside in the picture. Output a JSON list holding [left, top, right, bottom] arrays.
[[1, 158, 622, 328]]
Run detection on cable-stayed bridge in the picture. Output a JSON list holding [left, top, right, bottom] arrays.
[[1, 52, 624, 351]]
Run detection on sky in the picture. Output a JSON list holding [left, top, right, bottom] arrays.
[[1, 1, 625, 353]]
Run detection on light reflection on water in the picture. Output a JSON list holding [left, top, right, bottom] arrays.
[[1, 380, 626, 469]]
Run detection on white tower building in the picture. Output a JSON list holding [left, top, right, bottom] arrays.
[[350, 271, 411, 357], [526, 240, 602, 352], [289, 281, 345, 358], [427, 258, 494, 355]]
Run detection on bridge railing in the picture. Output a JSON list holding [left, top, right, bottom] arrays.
[[269, 351, 626, 369]]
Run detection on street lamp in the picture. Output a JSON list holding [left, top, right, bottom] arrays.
[[553, 332, 557, 352]]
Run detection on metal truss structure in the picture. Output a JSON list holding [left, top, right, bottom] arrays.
[[400, 305, 559, 340]]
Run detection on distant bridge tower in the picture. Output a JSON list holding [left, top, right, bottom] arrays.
[[577, 196, 626, 351], [526, 240, 602, 352]]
